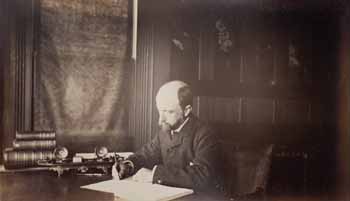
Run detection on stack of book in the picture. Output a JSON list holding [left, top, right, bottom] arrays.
[[3, 131, 56, 169]]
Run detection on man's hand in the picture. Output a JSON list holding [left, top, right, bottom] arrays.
[[113, 160, 134, 179], [132, 168, 153, 183]]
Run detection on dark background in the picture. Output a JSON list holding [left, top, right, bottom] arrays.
[[1, 0, 349, 199]]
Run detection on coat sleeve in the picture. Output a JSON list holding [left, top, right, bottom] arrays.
[[152, 127, 220, 191], [127, 134, 162, 172]]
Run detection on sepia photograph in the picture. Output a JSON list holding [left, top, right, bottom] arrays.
[[0, 0, 349, 201]]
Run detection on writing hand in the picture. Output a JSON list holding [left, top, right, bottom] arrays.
[[114, 160, 134, 179], [112, 162, 120, 180]]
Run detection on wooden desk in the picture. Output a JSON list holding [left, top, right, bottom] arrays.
[[0, 172, 228, 201], [0, 170, 340, 201]]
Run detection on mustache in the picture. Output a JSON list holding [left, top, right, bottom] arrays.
[[159, 122, 171, 133]]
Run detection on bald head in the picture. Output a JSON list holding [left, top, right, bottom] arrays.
[[156, 80, 193, 132], [156, 81, 192, 108]]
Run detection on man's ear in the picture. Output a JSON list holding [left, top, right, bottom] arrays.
[[184, 105, 192, 117]]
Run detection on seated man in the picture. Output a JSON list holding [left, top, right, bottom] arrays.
[[115, 80, 220, 191]]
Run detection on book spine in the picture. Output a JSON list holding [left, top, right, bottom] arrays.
[[3, 149, 54, 169], [13, 140, 56, 150], [15, 132, 56, 140]]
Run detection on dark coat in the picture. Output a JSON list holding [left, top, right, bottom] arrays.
[[127, 115, 220, 191]]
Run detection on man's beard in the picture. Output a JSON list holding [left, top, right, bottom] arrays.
[[160, 122, 171, 133], [159, 118, 184, 133]]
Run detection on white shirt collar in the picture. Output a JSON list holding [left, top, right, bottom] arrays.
[[171, 117, 190, 135]]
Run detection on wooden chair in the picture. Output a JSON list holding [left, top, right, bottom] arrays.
[[217, 144, 274, 200]]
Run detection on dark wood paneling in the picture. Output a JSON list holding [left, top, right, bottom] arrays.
[[166, 2, 340, 196], [0, 0, 10, 162], [336, 13, 350, 198], [276, 100, 310, 125], [129, 5, 155, 149], [12, 0, 36, 132], [198, 22, 216, 81], [2, 0, 17, 151], [1, 0, 38, 154], [192, 81, 330, 100], [195, 96, 240, 124], [170, 8, 338, 132], [215, 123, 325, 145], [244, 98, 274, 124], [129, 0, 172, 149]]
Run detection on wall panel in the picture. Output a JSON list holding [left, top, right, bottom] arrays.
[[1, 0, 37, 152], [166, 2, 340, 196], [129, 0, 172, 149]]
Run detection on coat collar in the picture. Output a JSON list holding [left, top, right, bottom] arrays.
[[162, 114, 198, 149]]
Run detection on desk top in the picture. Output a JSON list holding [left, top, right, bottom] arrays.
[[0, 171, 341, 201], [0, 171, 227, 201]]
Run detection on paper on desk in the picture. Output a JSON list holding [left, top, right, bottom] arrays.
[[81, 179, 193, 201], [75, 152, 134, 160]]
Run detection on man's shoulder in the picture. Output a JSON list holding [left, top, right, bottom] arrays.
[[191, 116, 216, 137], [191, 117, 219, 149]]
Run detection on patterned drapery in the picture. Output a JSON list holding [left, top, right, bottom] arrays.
[[34, 0, 131, 153]]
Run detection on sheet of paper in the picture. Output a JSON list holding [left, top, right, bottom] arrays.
[[81, 179, 193, 201], [75, 152, 134, 160]]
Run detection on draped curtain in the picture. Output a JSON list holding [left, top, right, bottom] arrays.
[[34, 0, 131, 153]]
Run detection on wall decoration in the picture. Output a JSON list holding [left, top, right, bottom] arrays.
[[288, 44, 300, 67], [172, 38, 185, 51], [34, 0, 131, 152], [215, 19, 233, 53]]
